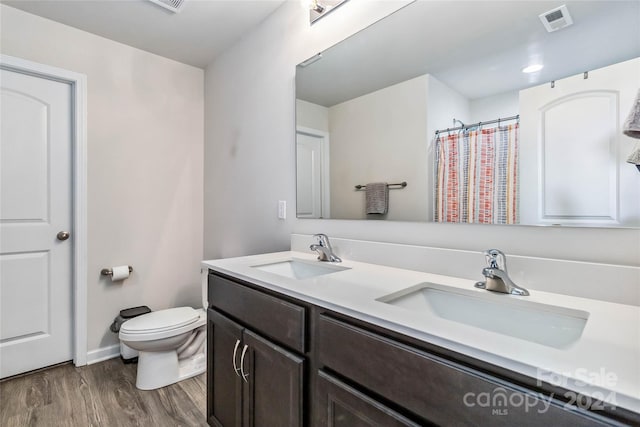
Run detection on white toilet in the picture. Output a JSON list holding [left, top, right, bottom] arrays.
[[119, 306, 207, 390]]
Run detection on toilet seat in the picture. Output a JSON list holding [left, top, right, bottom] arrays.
[[120, 307, 205, 342]]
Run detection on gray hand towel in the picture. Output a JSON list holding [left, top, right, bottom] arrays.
[[624, 89, 640, 171], [623, 89, 640, 138], [627, 143, 640, 171], [365, 182, 388, 214]]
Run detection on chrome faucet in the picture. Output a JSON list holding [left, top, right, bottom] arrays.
[[309, 234, 342, 263], [475, 249, 529, 296]]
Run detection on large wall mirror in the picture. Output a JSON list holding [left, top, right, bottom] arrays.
[[295, 0, 640, 227]]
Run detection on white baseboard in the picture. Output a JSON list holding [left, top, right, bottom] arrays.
[[86, 344, 120, 365]]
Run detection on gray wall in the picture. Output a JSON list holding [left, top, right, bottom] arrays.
[[1, 5, 205, 353], [204, 1, 413, 259]]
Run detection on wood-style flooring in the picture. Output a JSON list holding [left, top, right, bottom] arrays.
[[0, 358, 207, 427]]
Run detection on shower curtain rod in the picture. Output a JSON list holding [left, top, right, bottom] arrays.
[[434, 114, 519, 135]]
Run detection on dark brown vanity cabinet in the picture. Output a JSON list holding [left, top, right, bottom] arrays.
[[207, 271, 638, 427], [315, 370, 421, 427], [207, 309, 243, 427], [207, 274, 306, 427], [315, 314, 620, 427]]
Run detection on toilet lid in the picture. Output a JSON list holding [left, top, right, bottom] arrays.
[[120, 307, 200, 334]]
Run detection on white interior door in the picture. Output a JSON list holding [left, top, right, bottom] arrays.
[[0, 67, 74, 378], [296, 128, 330, 219], [519, 57, 640, 226]]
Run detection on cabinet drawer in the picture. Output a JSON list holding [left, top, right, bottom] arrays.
[[209, 273, 305, 353], [316, 370, 421, 427], [318, 315, 610, 426]]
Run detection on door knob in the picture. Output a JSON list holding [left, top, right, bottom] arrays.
[[57, 231, 70, 241]]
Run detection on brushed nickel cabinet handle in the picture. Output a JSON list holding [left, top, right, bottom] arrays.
[[240, 345, 249, 383], [232, 339, 241, 376], [57, 231, 70, 241]]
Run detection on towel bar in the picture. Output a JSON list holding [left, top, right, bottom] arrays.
[[355, 182, 407, 190]]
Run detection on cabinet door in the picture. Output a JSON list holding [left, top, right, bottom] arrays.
[[242, 329, 304, 427], [208, 309, 244, 427], [315, 371, 422, 427], [318, 315, 612, 426]]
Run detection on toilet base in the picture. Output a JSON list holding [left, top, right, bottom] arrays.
[[135, 347, 206, 390]]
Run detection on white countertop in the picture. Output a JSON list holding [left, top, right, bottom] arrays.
[[203, 251, 640, 414]]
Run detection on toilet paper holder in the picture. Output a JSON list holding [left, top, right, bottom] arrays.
[[101, 266, 133, 276]]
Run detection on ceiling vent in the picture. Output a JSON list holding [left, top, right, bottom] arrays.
[[539, 5, 573, 32], [148, 0, 186, 13]]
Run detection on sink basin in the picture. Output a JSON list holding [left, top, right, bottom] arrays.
[[377, 283, 589, 349], [252, 259, 349, 280]]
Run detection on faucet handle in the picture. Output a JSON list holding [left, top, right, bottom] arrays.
[[313, 233, 329, 246], [310, 234, 341, 263], [484, 249, 507, 271]]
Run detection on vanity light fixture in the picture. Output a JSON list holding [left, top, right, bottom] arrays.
[[522, 64, 544, 73], [304, 0, 350, 24], [309, 0, 325, 13]]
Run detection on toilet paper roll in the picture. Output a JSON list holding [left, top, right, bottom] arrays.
[[111, 265, 130, 281]]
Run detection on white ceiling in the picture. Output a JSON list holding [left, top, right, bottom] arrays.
[[5, 0, 638, 97], [2, 0, 286, 68], [297, 1, 640, 106]]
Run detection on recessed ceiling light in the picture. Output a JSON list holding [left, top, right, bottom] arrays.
[[522, 64, 544, 73]]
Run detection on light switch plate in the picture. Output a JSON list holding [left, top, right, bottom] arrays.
[[278, 200, 286, 219]]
